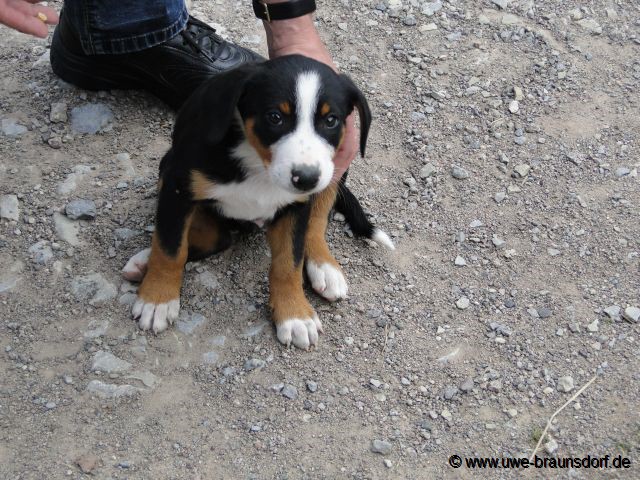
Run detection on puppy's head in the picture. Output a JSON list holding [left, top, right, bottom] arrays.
[[184, 55, 371, 195]]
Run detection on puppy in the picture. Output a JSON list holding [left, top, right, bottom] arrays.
[[123, 55, 394, 349]]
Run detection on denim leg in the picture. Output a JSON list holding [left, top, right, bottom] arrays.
[[63, 0, 188, 54]]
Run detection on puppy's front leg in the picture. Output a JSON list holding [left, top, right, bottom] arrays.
[[267, 205, 322, 350], [132, 180, 193, 333], [305, 184, 348, 301]]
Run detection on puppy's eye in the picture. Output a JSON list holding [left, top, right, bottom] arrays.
[[325, 114, 339, 129], [266, 111, 283, 126]]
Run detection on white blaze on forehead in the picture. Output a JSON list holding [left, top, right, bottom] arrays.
[[268, 70, 335, 193], [296, 71, 321, 129]]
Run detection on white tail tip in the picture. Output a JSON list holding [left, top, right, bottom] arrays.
[[371, 229, 395, 250]]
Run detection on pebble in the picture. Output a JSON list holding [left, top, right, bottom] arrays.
[[441, 409, 452, 421], [454, 256, 466, 266], [513, 164, 530, 178], [244, 358, 266, 372], [587, 319, 599, 332], [576, 18, 602, 35], [71, 103, 114, 134], [419, 163, 437, 178], [537, 307, 553, 319], [490, 322, 512, 337], [455, 297, 470, 310], [241, 322, 267, 339], [614, 167, 630, 178], [176, 311, 206, 335], [370, 379, 382, 388], [513, 86, 524, 101], [488, 380, 502, 392], [421, 1, 442, 17], [508, 100, 519, 113], [113, 228, 142, 241], [306, 380, 318, 393], [50, 102, 68, 123], [0, 194, 20, 221], [54, 212, 81, 246], [86, 380, 139, 398], [197, 271, 218, 290], [545, 438, 559, 455], [419, 23, 438, 32], [443, 386, 458, 400], [603, 305, 621, 320], [451, 165, 470, 179], [469, 219, 483, 228], [76, 454, 100, 474], [403, 15, 416, 26], [494, 192, 507, 203], [371, 439, 392, 455], [65, 199, 96, 220], [491, 0, 509, 9], [623, 307, 640, 323], [281, 384, 298, 400], [1, 118, 27, 136], [492, 235, 506, 249], [202, 351, 220, 365], [71, 273, 117, 305], [557, 376, 574, 393], [28, 241, 53, 264], [91, 351, 132, 373], [459, 378, 474, 392]]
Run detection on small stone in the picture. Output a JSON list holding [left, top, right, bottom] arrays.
[[45, 401, 56, 410], [443, 386, 458, 400], [576, 18, 602, 35], [65, 199, 96, 220], [603, 305, 621, 320], [506, 408, 518, 418], [469, 219, 483, 228], [488, 380, 502, 392], [491, 0, 508, 9], [71, 273, 117, 304], [421, 1, 442, 17], [492, 235, 506, 249], [615, 167, 630, 178], [91, 351, 132, 373], [176, 311, 206, 335], [513, 164, 530, 177], [403, 15, 416, 26], [441, 409, 452, 421], [202, 351, 220, 365], [537, 307, 553, 319], [545, 438, 559, 454], [383, 459, 393, 468], [419, 22, 438, 32], [623, 306, 640, 323], [70, 103, 114, 134], [456, 297, 470, 310], [451, 165, 470, 179], [281, 384, 298, 400], [370, 379, 382, 388], [485, 423, 497, 431], [113, 228, 142, 241], [513, 86, 524, 101], [371, 439, 392, 455], [306, 380, 318, 393], [587, 319, 599, 332], [2, 118, 27, 136], [459, 378, 474, 392], [244, 358, 266, 372], [29, 241, 53, 264], [494, 192, 507, 203], [508, 100, 519, 113], [454, 256, 466, 266], [557, 376, 574, 393], [419, 163, 437, 178], [197, 271, 218, 290], [76, 454, 100, 474], [547, 248, 561, 256], [0, 194, 19, 221], [50, 102, 68, 123], [125, 370, 159, 388], [86, 380, 139, 398]]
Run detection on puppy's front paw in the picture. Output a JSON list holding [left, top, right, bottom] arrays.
[[122, 248, 151, 282], [276, 314, 323, 350], [306, 261, 348, 301], [132, 297, 180, 333]]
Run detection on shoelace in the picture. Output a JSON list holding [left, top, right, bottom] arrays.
[[180, 16, 225, 61]]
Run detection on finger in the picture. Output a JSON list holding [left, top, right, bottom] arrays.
[[0, 8, 49, 37], [24, 3, 59, 25]]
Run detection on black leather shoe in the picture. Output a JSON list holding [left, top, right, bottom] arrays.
[[51, 13, 264, 109]]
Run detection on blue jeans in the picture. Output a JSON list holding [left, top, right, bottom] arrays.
[[63, 0, 189, 54]]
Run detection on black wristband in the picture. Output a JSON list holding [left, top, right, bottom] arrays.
[[252, 0, 317, 22]]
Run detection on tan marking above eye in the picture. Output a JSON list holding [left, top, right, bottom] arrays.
[[279, 102, 292, 115], [320, 103, 331, 116]]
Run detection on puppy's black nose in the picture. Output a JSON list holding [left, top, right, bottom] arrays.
[[291, 165, 320, 191]]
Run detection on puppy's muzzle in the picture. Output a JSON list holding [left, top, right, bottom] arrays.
[[291, 165, 320, 192]]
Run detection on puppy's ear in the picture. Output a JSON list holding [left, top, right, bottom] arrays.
[[340, 74, 372, 158], [173, 63, 261, 147]]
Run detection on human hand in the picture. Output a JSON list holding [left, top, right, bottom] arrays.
[[0, 0, 58, 38], [263, 13, 360, 181]]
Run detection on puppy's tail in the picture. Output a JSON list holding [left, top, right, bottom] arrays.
[[335, 179, 395, 251]]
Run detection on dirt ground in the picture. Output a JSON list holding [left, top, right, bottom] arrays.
[[1, 0, 639, 479]]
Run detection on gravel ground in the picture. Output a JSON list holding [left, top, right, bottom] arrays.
[[1, 1, 639, 478]]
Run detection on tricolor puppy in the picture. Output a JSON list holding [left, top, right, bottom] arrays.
[[123, 55, 394, 349]]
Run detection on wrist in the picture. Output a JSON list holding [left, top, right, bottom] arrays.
[[263, 14, 319, 56]]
